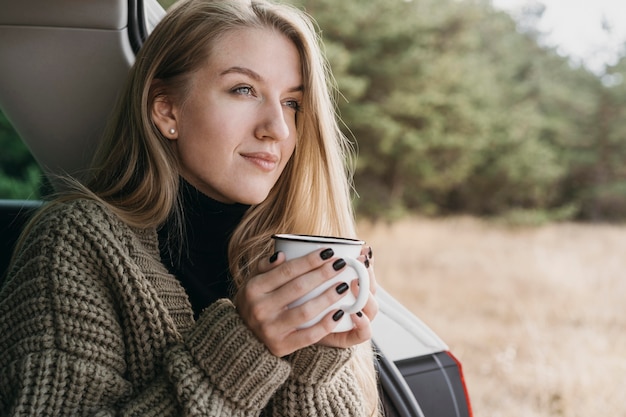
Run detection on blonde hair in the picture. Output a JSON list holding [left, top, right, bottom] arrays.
[[51, 0, 379, 414]]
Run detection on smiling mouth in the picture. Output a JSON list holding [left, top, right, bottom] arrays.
[[240, 152, 279, 172]]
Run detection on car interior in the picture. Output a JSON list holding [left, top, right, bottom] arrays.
[[0, 1, 472, 416]]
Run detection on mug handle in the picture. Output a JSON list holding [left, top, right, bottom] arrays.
[[342, 258, 370, 314]]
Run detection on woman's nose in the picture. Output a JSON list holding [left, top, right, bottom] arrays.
[[254, 100, 291, 141]]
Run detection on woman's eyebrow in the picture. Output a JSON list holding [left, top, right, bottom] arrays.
[[221, 66, 262, 81], [220, 66, 304, 92]]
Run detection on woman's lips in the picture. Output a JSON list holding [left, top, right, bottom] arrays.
[[240, 151, 279, 172]]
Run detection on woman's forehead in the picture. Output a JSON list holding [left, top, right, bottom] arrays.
[[202, 27, 303, 87]]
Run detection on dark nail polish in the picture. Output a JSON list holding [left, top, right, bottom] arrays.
[[320, 248, 334, 260], [336, 282, 349, 294], [332, 310, 345, 321], [356, 311, 363, 317], [368, 246, 373, 259], [364, 258, 370, 269], [332, 258, 346, 271], [269, 251, 279, 263]]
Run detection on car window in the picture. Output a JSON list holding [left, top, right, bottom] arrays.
[[0, 110, 45, 200]]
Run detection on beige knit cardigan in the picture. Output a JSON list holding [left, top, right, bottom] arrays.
[[0, 199, 366, 416]]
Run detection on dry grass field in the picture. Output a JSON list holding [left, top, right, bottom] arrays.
[[358, 216, 626, 417]]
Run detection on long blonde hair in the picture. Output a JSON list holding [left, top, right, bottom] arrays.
[[51, 0, 380, 414]]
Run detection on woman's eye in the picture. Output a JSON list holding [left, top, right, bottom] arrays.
[[284, 100, 302, 112], [233, 86, 253, 96]]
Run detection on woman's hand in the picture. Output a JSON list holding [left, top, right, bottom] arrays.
[[318, 245, 379, 348], [233, 248, 361, 357]]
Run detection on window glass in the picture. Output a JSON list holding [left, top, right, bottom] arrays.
[[0, 110, 44, 200]]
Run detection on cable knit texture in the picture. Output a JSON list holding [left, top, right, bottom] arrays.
[[0, 199, 367, 416]]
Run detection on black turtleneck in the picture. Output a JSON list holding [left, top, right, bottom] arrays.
[[158, 179, 250, 319]]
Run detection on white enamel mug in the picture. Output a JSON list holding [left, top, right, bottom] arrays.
[[272, 234, 370, 332]]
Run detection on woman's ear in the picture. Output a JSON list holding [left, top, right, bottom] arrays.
[[150, 82, 178, 140]]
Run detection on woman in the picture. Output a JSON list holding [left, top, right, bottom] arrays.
[[0, 0, 380, 415]]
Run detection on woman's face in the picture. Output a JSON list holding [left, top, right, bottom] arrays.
[[154, 27, 303, 204]]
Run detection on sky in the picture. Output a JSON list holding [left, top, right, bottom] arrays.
[[492, 0, 626, 74]]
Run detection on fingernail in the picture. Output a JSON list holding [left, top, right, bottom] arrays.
[[269, 251, 279, 263], [333, 310, 345, 321], [320, 248, 334, 260], [356, 311, 363, 317], [336, 282, 349, 294], [368, 246, 373, 259], [332, 259, 346, 271], [364, 258, 370, 268]]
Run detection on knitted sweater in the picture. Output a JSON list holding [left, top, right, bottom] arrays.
[[0, 199, 367, 416]]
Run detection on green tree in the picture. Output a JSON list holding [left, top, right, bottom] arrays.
[[0, 110, 43, 199], [294, 0, 571, 219], [568, 55, 626, 221]]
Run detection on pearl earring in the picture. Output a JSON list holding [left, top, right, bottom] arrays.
[[169, 128, 176, 135]]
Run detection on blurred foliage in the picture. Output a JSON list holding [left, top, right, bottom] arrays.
[[291, 0, 626, 222], [3, 0, 626, 223], [158, 0, 177, 9], [0, 111, 43, 199]]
